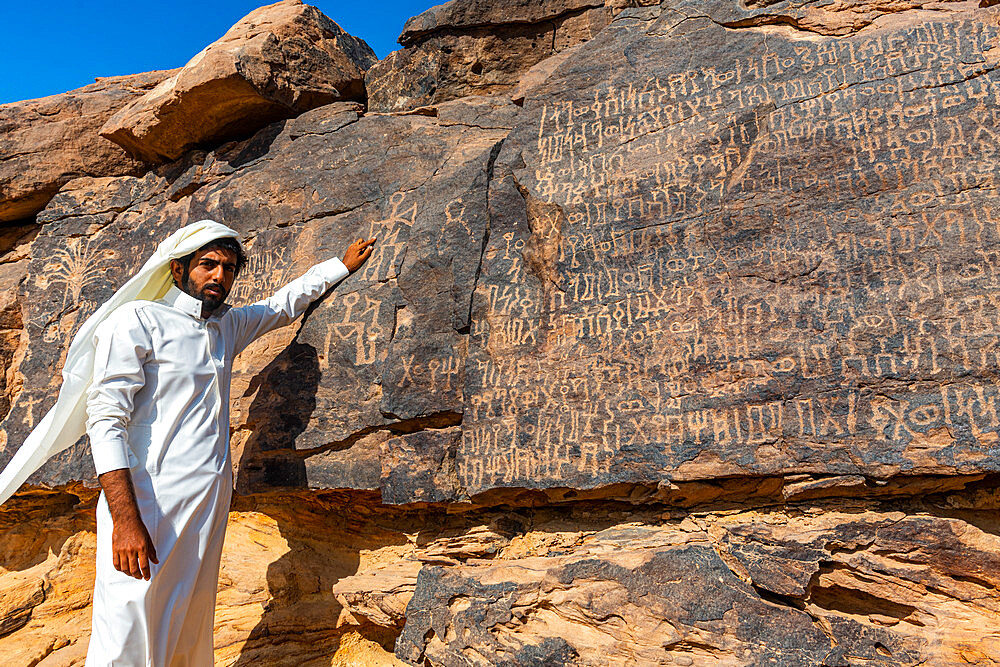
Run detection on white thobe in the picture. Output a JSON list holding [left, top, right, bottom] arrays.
[[84, 256, 349, 667]]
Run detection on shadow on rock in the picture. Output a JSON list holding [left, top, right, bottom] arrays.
[[0, 489, 92, 572], [228, 327, 405, 663], [233, 338, 322, 493], [228, 491, 407, 666]]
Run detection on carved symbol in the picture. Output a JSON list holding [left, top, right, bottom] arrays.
[[229, 240, 292, 305], [320, 292, 383, 367], [359, 192, 418, 282], [21, 395, 41, 429], [36, 238, 111, 311], [445, 198, 473, 244]]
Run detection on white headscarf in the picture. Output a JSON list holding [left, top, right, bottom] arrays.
[[0, 219, 243, 504]]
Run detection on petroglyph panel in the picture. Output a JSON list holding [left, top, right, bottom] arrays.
[[460, 8, 1000, 493], [0, 188, 187, 483], [0, 98, 512, 492]]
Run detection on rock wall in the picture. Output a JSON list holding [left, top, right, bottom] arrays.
[[1, 0, 1000, 665]]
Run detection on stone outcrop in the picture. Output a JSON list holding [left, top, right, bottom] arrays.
[[1, 0, 1000, 665], [2, 488, 999, 665], [396, 507, 1000, 665], [0, 95, 513, 494], [0, 69, 176, 222], [365, 0, 640, 112], [99, 0, 377, 163], [459, 0, 1000, 496]]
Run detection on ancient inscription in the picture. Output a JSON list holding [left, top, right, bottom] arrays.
[[358, 191, 417, 283], [228, 237, 293, 306], [460, 16, 1000, 491], [321, 291, 385, 367]]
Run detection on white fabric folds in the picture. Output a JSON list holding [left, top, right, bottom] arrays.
[[0, 219, 243, 505]]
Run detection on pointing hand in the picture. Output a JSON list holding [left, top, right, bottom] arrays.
[[342, 237, 376, 273]]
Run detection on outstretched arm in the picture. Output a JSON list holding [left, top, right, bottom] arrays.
[[87, 307, 157, 580], [232, 237, 375, 353]]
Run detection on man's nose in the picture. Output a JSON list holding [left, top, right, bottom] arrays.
[[209, 265, 225, 282]]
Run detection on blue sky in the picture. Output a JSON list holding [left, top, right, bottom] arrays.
[[0, 1, 434, 104]]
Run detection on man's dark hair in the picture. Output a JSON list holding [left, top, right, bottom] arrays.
[[175, 237, 247, 281]]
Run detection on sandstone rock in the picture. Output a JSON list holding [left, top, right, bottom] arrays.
[[396, 508, 1000, 665], [332, 559, 423, 628], [0, 576, 44, 637], [0, 70, 175, 222], [1, 490, 996, 666], [100, 0, 377, 163], [0, 222, 37, 422], [0, 490, 416, 666], [366, 0, 618, 112]]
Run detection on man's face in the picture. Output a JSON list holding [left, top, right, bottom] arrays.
[[170, 247, 238, 313]]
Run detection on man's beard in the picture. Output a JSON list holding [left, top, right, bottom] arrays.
[[180, 265, 227, 312]]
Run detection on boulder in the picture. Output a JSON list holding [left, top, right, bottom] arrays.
[[365, 0, 623, 112], [0, 70, 175, 222], [99, 0, 377, 163]]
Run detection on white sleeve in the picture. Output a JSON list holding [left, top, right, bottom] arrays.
[[231, 256, 350, 354], [86, 307, 151, 475]]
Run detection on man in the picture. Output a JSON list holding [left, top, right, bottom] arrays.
[[84, 227, 375, 666]]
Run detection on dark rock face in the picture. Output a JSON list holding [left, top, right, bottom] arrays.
[[0, 97, 512, 499], [365, 0, 619, 112], [379, 426, 462, 504], [459, 1, 1000, 495], [398, 0, 609, 41]]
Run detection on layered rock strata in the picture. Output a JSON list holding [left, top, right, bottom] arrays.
[[2, 487, 999, 665]]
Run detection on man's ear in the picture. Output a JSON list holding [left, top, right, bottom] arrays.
[[169, 258, 182, 285]]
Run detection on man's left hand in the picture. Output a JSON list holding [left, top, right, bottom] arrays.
[[342, 237, 376, 273]]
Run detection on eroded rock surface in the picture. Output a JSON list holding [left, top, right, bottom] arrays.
[[100, 0, 377, 163], [0, 96, 513, 500], [365, 0, 629, 112], [0, 70, 175, 222], [460, 0, 1000, 494], [396, 504, 1000, 666], [1, 489, 998, 665]]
